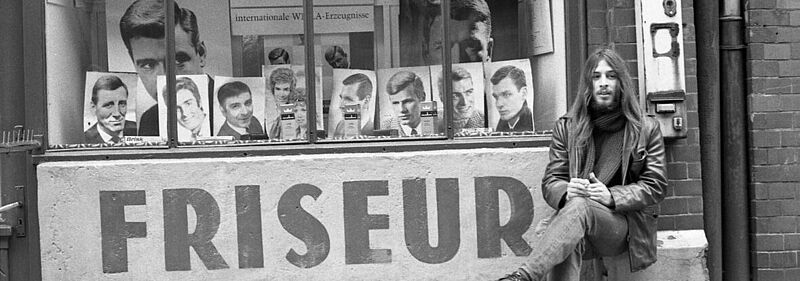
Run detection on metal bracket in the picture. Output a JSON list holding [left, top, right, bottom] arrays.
[[11, 186, 24, 238], [650, 23, 681, 58]]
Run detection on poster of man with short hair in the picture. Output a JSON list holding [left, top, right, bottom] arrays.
[[105, 0, 232, 136], [83, 72, 139, 144], [430, 62, 486, 133], [484, 59, 535, 132], [212, 76, 267, 140], [377, 66, 441, 136], [328, 69, 377, 138], [156, 75, 212, 142]]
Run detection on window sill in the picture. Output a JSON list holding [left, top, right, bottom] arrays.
[[34, 134, 552, 163]]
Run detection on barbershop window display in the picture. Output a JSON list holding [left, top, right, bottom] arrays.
[[44, 0, 562, 150]]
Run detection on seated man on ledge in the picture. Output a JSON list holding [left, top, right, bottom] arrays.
[[499, 48, 667, 281]]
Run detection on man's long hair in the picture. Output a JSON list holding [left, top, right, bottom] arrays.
[[567, 48, 642, 149]]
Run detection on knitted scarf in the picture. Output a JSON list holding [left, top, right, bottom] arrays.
[[580, 110, 626, 185]]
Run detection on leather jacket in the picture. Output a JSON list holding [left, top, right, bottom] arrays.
[[542, 115, 668, 271]]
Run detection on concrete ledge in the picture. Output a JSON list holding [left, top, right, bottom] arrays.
[[604, 230, 709, 281]]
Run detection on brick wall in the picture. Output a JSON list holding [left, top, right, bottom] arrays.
[[748, 0, 800, 279], [586, 0, 703, 230]]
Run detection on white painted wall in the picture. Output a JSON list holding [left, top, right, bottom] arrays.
[[38, 148, 554, 280], [531, 0, 568, 131]]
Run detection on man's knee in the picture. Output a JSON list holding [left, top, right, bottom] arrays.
[[563, 196, 591, 212]]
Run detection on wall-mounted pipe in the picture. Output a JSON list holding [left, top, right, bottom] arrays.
[[720, 0, 750, 280], [694, 0, 721, 279]]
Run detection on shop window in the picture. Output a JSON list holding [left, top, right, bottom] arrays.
[[42, 0, 568, 151]]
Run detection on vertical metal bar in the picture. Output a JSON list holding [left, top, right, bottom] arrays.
[[720, 0, 749, 278], [442, 0, 453, 139], [165, 0, 178, 148], [565, 0, 587, 109], [24, 151, 40, 281], [695, 0, 722, 279], [22, 0, 47, 151], [304, 0, 318, 143]]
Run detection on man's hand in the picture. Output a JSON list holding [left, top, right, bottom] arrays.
[[587, 172, 614, 207], [567, 178, 590, 200]]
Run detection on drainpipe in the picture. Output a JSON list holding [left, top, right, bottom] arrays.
[[720, 0, 750, 280], [694, 0, 721, 280]]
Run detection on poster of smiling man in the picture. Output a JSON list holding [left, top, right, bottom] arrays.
[[156, 75, 212, 142], [430, 63, 486, 133], [212, 77, 267, 140], [484, 59, 535, 132], [83, 72, 140, 144]]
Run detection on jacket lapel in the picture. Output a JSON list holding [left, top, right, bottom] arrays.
[[621, 124, 636, 185]]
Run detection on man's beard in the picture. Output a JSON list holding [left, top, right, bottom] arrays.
[[590, 90, 620, 113]]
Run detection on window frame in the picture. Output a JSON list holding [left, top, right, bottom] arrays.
[[25, 0, 587, 163]]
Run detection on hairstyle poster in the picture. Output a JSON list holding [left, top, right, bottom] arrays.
[[156, 75, 212, 142], [262, 65, 324, 139], [82, 72, 139, 143], [328, 69, 377, 138], [106, 0, 233, 128], [376, 66, 434, 135], [429, 62, 487, 132], [212, 76, 267, 139], [484, 59, 535, 132]]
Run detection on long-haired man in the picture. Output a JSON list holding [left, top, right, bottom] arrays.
[[499, 48, 667, 281]]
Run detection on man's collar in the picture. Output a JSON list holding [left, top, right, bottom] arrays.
[[225, 120, 249, 135], [97, 125, 123, 143], [400, 123, 420, 136]]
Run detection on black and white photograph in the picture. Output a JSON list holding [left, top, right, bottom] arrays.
[[328, 69, 377, 138], [105, 0, 232, 136], [212, 76, 266, 140], [156, 75, 212, 142], [82, 72, 139, 144], [484, 59, 535, 132], [430, 62, 487, 132], [377, 66, 440, 136]]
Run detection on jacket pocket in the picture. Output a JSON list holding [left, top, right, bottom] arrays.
[[630, 150, 648, 176]]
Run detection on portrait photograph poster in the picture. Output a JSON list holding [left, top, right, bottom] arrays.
[[484, 59, 536, 132], [156, 75, 212, 142], [212, 76, 267, 138], [262, 65, 324, 139], [376, 66, 433, 132], [105, 0, 233, 128], [83, 72, 139, 132], [290, 65, 325, 133], [328, 69, 377, 137], [429, 62, 487, 131]]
